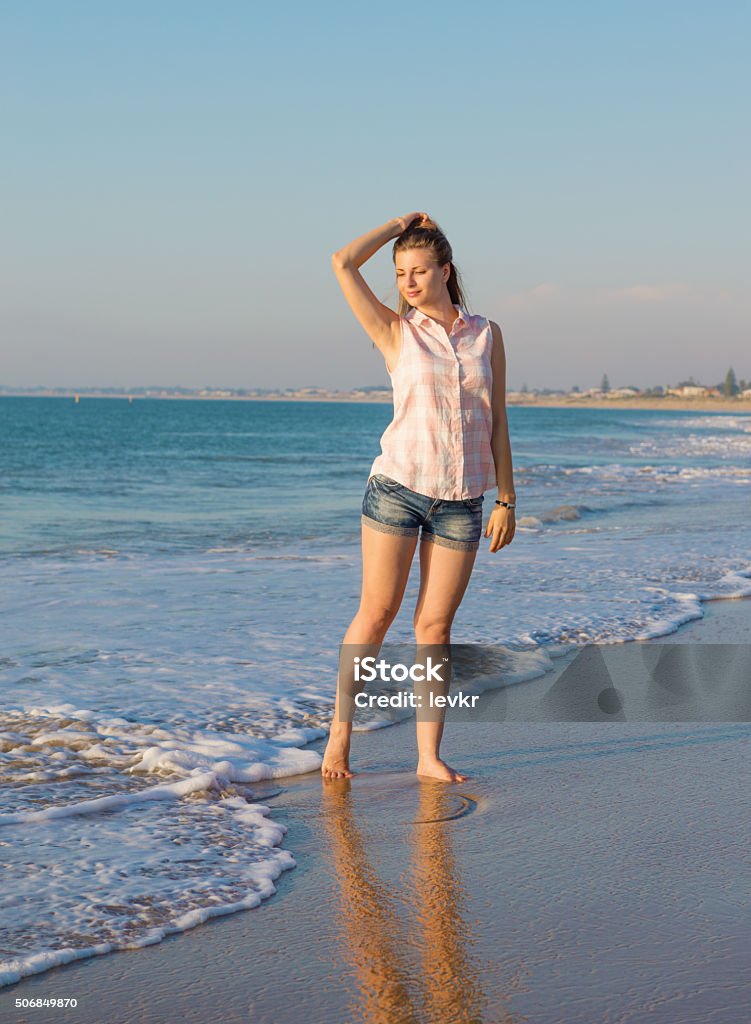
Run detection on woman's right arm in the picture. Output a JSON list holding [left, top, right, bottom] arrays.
[[332, 213, 425, 364]]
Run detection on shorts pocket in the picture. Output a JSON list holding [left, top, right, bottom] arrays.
[[462, 495, 484, 510], [373, 474, 403, 491]]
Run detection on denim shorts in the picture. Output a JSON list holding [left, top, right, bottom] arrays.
[[361, 474, 485, 552]]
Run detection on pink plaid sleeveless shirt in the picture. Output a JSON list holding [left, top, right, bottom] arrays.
[[368, 304, 497, 500]]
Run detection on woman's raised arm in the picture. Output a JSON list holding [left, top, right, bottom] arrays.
[[332, 213, 425, 362]]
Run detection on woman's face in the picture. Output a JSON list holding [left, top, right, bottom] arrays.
[[395, 249, 449, 306]]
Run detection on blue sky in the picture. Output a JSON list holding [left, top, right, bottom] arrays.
[[1, 1, 748, 390]]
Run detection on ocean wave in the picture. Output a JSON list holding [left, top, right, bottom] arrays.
[[0, 703, 325, 988]]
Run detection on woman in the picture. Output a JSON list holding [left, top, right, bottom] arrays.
[[323, 212, 516, 782]]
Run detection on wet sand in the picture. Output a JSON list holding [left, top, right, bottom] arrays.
[[5, 598, 751, 1024]]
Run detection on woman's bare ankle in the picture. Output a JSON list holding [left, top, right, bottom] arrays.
[[321, 724, 354, 778]]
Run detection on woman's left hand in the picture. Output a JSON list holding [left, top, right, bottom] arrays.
[[485, 507, 515, 553]]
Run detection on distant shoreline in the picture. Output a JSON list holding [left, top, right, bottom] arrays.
[[2, 392, 750, 413]]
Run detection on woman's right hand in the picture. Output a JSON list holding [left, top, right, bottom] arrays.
[[394, 211, 428, 234]]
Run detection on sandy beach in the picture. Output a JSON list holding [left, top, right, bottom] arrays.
[[5, 596, 750, 1024], [3, 392, 751, 414], [202, 396, 751, 412]]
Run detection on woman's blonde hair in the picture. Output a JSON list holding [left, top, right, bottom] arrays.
[[391, 215, 470, 316]]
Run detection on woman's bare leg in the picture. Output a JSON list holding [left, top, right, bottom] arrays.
[[322, 521, 418, 779], [413, 538, 477, 782]]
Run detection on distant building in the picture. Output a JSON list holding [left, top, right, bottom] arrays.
[[667, 385, 710, 397]]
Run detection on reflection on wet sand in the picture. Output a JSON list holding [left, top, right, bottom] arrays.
[[411, 783, 485, 1023], [320, 781, 525, 1023]]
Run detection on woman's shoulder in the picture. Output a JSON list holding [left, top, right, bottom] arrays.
[[470, 312, 500, 332], [464, 310, 496, 333], [458, 305, 490, 324]]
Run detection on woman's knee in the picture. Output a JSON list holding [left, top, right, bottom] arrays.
[[356, 604, 399, 635], [413, 615, 452, 643]]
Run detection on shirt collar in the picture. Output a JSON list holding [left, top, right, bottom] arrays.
[[406, 303, 469, 327]]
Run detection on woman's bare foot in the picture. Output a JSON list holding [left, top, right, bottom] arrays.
[[416, 757, 470, 783], [321, 726, 354, 780]]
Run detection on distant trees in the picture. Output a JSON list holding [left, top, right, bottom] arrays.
[[512, 370, 748, 397], [724, 368, 738, 396]]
